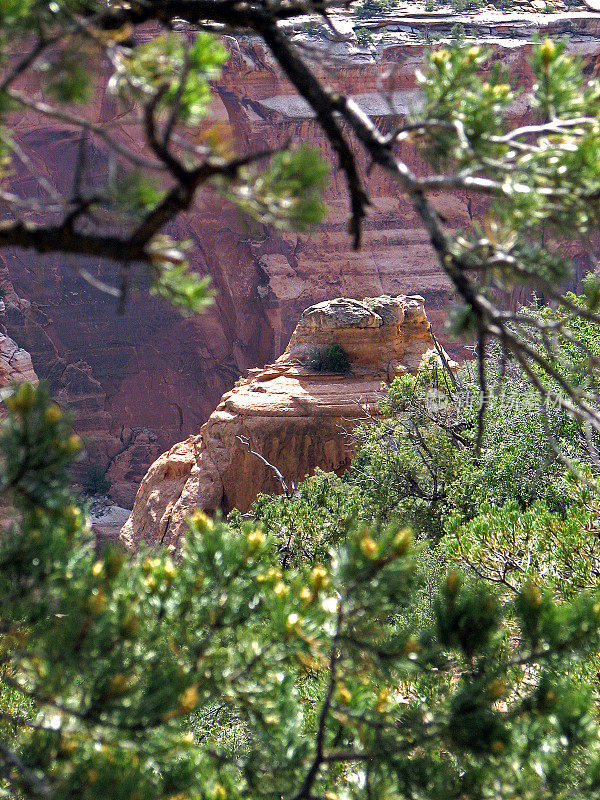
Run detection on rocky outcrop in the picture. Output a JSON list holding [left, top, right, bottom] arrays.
[[0, 330, 37, 387], [3, 7, 600, 506], [0, 291, 37, 388], [121, 294, 451, 549]]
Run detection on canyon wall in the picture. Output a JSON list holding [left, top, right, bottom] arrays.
[[2, 8, 600, 507]]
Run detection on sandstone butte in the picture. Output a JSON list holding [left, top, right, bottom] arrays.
[[121, 294, 454, 549], [1, 4, 600, 507]]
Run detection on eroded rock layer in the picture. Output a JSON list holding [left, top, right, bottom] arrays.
[[121, 294, 448, 548]]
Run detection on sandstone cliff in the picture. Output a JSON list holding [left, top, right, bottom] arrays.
[[2, 7, 599, 506], [121, 294, 449, 549]]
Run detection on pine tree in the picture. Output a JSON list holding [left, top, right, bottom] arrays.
[[2, 383, 600, 800]]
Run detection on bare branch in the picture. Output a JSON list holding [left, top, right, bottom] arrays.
[[256, 19, 369, 247], [237, 434, 293, 498]]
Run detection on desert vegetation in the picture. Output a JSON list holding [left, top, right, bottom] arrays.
[[3, 2, 600, 800], [303, 344, 351, 374], [4, 365, 600, 800]]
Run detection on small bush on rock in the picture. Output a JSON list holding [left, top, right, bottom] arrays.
[[304, 343, 351, 374]]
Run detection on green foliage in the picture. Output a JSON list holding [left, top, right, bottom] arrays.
[[82, 463, 111, 497], [449, 380, 580, 517], [448, 0, 483, 10], [0, 0, 34, 28], [419, 36, 512, 170], [1, 3, 106, 107], [0, 1, 101, 30], [42, 44, 92, 104], [355, 0, 394, 18], [148, 237, 215, 315], [221, 144, 329, 232], [266, 145, 329, 229], [415, 34, 600, 312], [533, 295, 600, 395], [4, 385, 600, 800], [0, 382, 80, 512], [111, 32, 228, 125], [443, 490, 600, 594], [231, 469, 364, 567], [354, 27, 373, 48], [348, 367, 456, 538], [303, 343, 350, 374], [530, 38, 600, 121], [109, 169, 165, 221], [151, 264, 214, 315]]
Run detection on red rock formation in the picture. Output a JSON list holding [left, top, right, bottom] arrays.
[[121, 294, 452, 549], [0, 278, 38, 388], [0, 326, 37, 387], [2, 9, 599, 506]]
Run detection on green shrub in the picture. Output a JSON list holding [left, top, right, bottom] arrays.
[[449, 0, 483, 11], [355, 27, 373, 48], [83, 463, 112, 496], [355, 0, 393, 17], [8, 385, 600, 800], [230, 469, 363, 567], [304, 343, 350, 374]]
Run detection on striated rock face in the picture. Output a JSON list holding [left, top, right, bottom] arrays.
[[0, 261, 164, 499], [3, 9, 600, 506], [121, 294, 448, 549]]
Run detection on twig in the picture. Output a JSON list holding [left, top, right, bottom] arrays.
[[237, 435, 293, 498]]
